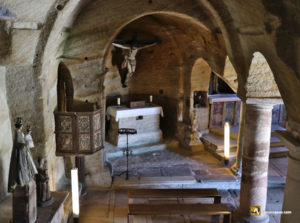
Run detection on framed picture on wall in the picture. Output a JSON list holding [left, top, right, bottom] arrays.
[[193, 91, 207, 108]]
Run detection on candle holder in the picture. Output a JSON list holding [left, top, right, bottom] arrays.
[[224, 158, 229, 166], [71, 168, 80, 222], [73, 216, 79, 223], [224, 122, 230, 165]]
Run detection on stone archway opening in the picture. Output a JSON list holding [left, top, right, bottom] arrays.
[[57, 62, 74, 112], [102, 12, 227, 142], [97, 11, 242, 185], [233, 51, 289, 223]]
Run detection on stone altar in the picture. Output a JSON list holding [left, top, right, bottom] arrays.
[[107, 105, 163, 148]]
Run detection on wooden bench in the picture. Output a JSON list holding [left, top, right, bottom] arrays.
[[128, 188, 221, 204], [127, 189, 231, 222], [128, 203, 231, 223]]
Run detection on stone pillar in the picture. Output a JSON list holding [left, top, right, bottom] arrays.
[[13, 179, 37, 223], [276, 130, 300, 223], [236, 103, 273, 223], [231, 102, 245, 176]]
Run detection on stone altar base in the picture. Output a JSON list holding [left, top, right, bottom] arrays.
[[108, 114, 163, 148], [109, 130, 162, 148], [13, 179, 37, 223], [107, 105, 164, 148]]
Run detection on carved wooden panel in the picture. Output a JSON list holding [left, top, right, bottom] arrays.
[[55, 109, 103, 156]]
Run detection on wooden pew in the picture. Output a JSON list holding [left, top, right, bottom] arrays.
[[128, 203, 231, 223], [128, 188, 221, 204]]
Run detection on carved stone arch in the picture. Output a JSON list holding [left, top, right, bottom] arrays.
[[57, 62, 74, 112], [221, 56, 238, 93], [246, 52, 281, 98], [187, 58, 211, 129]]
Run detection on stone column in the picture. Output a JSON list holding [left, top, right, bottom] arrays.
[[231, 102, 245, 176], [236, 102, 273, 223], [276, 130, 300, 223]]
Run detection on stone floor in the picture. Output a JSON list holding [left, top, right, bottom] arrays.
[[106, 140, 286, 189], [106, 140, 236, 185]]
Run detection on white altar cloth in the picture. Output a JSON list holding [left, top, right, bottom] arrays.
[[107, 105, 164, 122]]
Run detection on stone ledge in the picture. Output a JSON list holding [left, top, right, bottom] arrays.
[[0, 191, 69, 223], [275, 130, 300, 154], [12, 22, 40, 30], [105, 142, 166, 159], [36, 191, 69, 223], [246, 98, 283, 106]]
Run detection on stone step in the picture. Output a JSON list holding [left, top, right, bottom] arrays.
[[271, 124, 286, 136], [209, 127, 285, 142], [268, 175, 286, 186], [112, 176, 197, 188], [270, 136, 285, 147], [209, 128, 239, 139], [201, 133, 237, 153], [105, 142, 167, 160], [194, 168, 237, 182], [269, 147, 289, 158], [205, 147, 237, 162]]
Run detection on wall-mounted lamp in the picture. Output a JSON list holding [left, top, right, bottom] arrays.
[[150, 95, 153, 103], [117, 97, 121, 106], [224, 122, 230, 165], [71, 168, 80, 223]]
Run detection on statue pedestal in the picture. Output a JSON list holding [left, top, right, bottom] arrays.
[[13, 179, 37, 223]]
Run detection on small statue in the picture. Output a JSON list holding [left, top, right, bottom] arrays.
[[36, 157, 53, 207], [8, 117, 38, 192], [25, 125, 34, 149]]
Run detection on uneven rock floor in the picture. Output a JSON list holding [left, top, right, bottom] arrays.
[[106, 140, 286, 187]]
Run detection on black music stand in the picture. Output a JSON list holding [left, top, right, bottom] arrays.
[[117, 128, 137, 180]]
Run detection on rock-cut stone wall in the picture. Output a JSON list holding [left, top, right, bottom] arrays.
[[0, 67, 13, 200]]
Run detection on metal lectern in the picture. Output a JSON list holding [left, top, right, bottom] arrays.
[[117, 128, 137, 180]]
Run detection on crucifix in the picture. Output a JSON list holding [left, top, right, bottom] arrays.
[[112, 37, 158, 88]]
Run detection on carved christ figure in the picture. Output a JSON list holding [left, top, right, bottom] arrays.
[[112, 40, 157, 88]]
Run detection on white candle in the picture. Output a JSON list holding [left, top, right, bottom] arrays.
[[71, 168, 80, 217], [150, 95, 153, 103], [117, 97, 120, 105], [224, 122, 230, 160]]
